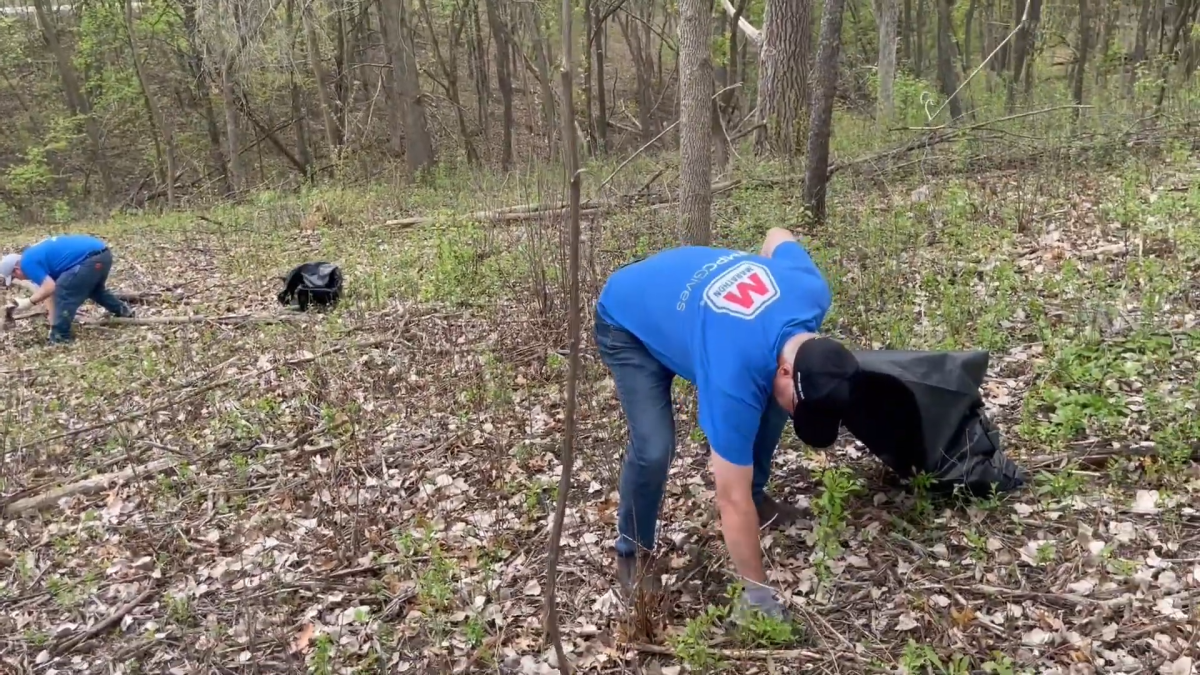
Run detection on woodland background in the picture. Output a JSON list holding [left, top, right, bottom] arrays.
[[1, 0, 1199, 673]]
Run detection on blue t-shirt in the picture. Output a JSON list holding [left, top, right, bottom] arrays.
[[597, 243, 832, 467], [19, 235, 107, 285]]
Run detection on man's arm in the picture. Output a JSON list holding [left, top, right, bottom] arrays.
[[710, 454, 766, 583], [760, 227, 798, 258], [29, 277, 56, 304]]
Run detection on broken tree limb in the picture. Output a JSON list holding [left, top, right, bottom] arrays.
[[8, 311, 308, 326], [720, 0, 762, 46], [633, 642, 823, 661], [1027, 442, 1200, 470], [827, 104, 1092, 178], [50, 586, 158, 656], [86, 313, 310, 326], [386, 174, 800, 229], [4, 458, 178, 516]]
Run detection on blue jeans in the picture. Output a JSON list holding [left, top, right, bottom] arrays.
[[50, 249, 131, 343], [595, 310, 788, 558]]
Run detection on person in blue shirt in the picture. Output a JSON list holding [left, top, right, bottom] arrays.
[[595, 228, 862, 619], [2, 234, 134, 343]]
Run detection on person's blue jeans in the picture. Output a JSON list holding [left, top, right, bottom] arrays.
[[50, 249, 132, 343], [595, 310, 787, 558]]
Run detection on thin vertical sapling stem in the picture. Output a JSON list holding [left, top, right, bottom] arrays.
[[543, 0, 582, 669]]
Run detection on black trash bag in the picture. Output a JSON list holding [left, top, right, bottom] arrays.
[[278, 262, 343, 311], [841, 349, 1026, 497]]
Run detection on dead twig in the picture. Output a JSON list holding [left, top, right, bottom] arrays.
[[632, 642, 825, 661], [50, 586, 158, 657]]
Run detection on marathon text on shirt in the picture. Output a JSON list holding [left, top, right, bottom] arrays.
[[703, 261, 780, 319]]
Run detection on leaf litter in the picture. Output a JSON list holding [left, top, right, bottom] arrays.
[[1, 162, 1199, 674]]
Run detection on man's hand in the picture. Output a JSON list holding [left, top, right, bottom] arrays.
[[711, 453, 767, 584], [31, 277, 55, 304], [733, 582, 788, 621], [760, 227, 798, 258]]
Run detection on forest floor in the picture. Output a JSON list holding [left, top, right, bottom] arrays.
[[1, 148, 1199, 675]]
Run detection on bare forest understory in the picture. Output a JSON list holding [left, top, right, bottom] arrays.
[[1, 130, 1199, 675]]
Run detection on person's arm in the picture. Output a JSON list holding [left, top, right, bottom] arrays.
[[760, 227, 798, 258], [710, 454, 766, 583], [29, 277, 56, 304]]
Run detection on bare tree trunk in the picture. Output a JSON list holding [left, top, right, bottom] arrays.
[[755, 0, 814, 156], [180, 0, 233, 195], [582, 0, 596, 154], [1095, 0, 1114, 85], [1151, 0, 1165, 57], [483, 0, 514, 168], [679, 0, 713, 245], [1007, 0, 1041, 111], [1073, 0, 1091, 116], [1154, 0, 1198, 111], [524, 1, 559, 158], [962, 0, 977, 70], [125, 0, 177, 207], [712, 7, 730, 171], [804, 0, 848, 223], [618, 11, 658, 144], [286, 0, 314, 179], [303, 4, 343, 168], [377, 0, 405, 156], [469, 0, 490, 132], [418, 0, 479, 164], [592, 4, 609, 153], [32, 0, 114, 197], [902, 0, 913, 65], [220, 63, 243, 193], [936, 0, 964, 119], [380, 0, 435, 174], [915, 0, 925, 76], [722, 0, 749, 125], [876, 0, 899, 121]]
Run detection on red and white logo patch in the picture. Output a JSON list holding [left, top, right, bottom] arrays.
[[703, 261, 780, 319]]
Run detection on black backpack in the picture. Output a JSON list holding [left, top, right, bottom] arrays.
[[278, 262, 343, 311]]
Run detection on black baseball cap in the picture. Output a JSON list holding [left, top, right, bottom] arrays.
[[792, 337, 860, 448]]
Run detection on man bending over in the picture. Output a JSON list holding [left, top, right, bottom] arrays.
[[595, 228, 860, 618], [2, 234, 134, 344]]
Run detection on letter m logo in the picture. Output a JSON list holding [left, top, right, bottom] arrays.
[[703, 261, 780, 319]]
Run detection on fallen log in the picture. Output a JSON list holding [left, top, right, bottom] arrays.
[[86, 313, 309, 326], [384, 176, 798, 228], [8, 311, 308, 326], [3, 457, 178, 516]]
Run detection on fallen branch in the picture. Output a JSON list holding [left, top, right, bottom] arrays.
[[4, 458, 178, 516], [50, 586, 158, 656], [974, 584, 1132, 609], [720, 0, 762, 46], [386, 174, 799, 228], [632, 642, 823, 661], [8, 311, 308, 326], [15, 337, 390, 454], [86, 313, 309, 326], [1028, 442, 1200, 470]]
